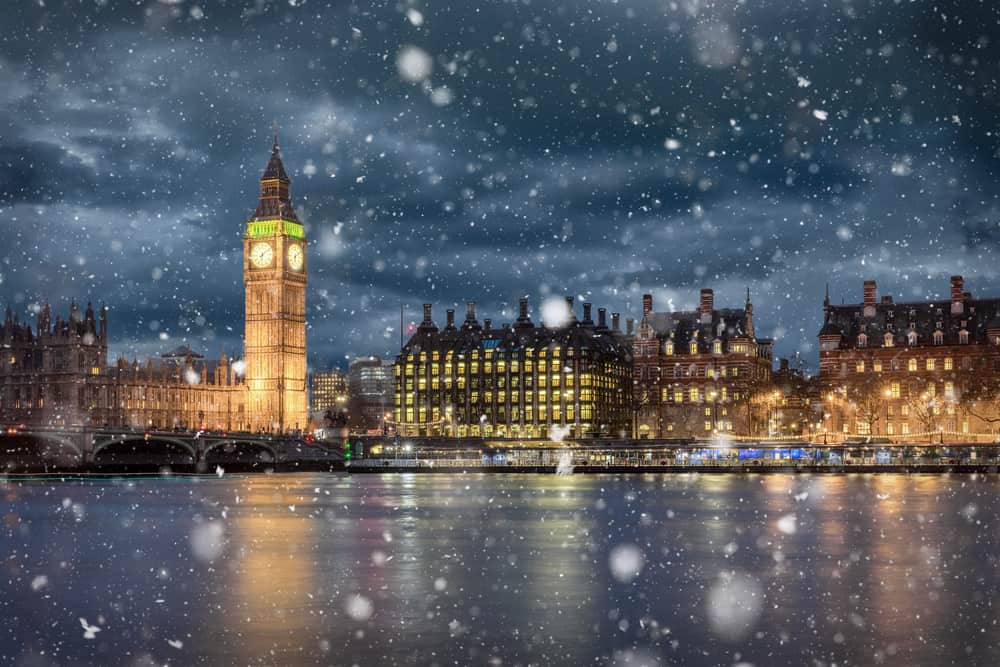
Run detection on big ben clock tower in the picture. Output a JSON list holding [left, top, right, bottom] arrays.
[[243, 131, 308, 432]]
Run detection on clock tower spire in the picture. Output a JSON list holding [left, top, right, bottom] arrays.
[[243, 129, 308, 433]]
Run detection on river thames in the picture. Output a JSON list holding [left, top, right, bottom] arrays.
[[3, 472, 999, 666]]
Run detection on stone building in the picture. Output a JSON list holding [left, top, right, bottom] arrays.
[[631, 289, 774, 438], [0, 136, 308, 433], [393, 297, 632, 438], [818, 276, 1000, 440]]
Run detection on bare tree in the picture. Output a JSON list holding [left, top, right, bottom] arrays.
[[959, 375, 1000, 439], [846, 373, 888, 437]]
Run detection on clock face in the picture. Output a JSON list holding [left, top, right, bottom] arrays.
[[250, 242, 273, 268], [287, 244, 304, 271]]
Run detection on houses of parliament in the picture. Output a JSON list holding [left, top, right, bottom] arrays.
[[0, 136, 309, 433]]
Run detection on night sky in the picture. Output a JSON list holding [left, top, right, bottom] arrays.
[[3, 0, 999, 371]]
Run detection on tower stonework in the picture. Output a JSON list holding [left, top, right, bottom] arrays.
[[243, 135, 308, 432]]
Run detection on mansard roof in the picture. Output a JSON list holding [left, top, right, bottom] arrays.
[[822, 297, 1000, 347], [398, 304, 632, 363]]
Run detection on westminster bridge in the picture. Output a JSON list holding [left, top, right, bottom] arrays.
[[0, 425, 344, 471]]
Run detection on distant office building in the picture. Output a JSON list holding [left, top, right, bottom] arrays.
[[310, 369, 349, 417], [631, 289, 774, 438], [393, 297, 633, 438], [818, 276, 1000, 440], [348, 357, 393, 432]]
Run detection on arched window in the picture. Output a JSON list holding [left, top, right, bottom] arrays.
[[858, 333, 867, 348], [907, 331, 918, 346], [959, 329, 969, 344], [884, 332, 894, 348]]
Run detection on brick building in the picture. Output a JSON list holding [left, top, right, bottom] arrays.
[[818, 276, 1000, 441], [631, 289, 774, 438]]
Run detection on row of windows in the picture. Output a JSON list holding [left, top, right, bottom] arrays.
[[635, 364, 750, 379], [400, 360, 627, 376], [407, 346, 595, 363], [657, 387, 744, 403], [855, 330, 988, 347], [399, 405, 599, 423], [854, 357, 962, 373]]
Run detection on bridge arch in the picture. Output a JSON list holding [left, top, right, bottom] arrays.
[[92, 436, 197, 465], [202, 440, 277, 466]]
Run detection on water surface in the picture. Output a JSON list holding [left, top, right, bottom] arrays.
[[3, 472, 999, 666]]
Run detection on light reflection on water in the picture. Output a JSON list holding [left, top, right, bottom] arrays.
[[3, 473, 1000, 665]]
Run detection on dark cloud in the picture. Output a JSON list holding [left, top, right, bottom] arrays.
[[3, 0, 1000, 370]]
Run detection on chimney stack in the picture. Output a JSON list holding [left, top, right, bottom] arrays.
[[446, 309, 455, 328], [863, 280, 877, 317], [582, 302, 593, 323], [951, 275, 965, 314], [422, 303, 432, 323], [518, 297, 529, 321], [612, 312, 621, 332], [484, 318, 492, 332], [700, 288, 714, 324], [598, 307, 607, 329], [565, 296, 575, 322], [466, 301, 476, 321], [626, 318, 635, 336], [642, 293, 653, 316]]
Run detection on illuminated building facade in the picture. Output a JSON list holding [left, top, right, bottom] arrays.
[[1, 137, 308, 433], [393, 298, 632, 438], [0, 305, 245, 430], [309, 369, 349, 417], [631, 289, 774, 438], [243, 134, 309, 432], [818, 276, 1000, 439]]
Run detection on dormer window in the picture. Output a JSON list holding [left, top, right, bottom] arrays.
[[712, 340, 722, 355], [689, 341, 699, 355], [907, 331, 918, 346], [857, 333, 868, 348], [665, 341, 674, 356], [933, 330, 943, 345], [884, 332, 894, 348], [959, 329, 969, 344]]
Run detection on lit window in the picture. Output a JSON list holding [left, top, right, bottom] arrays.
[[856, 361, 865, 373], [908, 359, 917, 372], [873, 360, 882, 372], [674, 389, 683, 403], [944, 357, 953, 371], [926, 358, 935, 371], [884, 333, 894, 348], [689, 341, 698, 355], [713, 340, 722, 355], [689, 387, 699, 402], [890, 381, 900, 398], [665, 342, 674, 355]]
